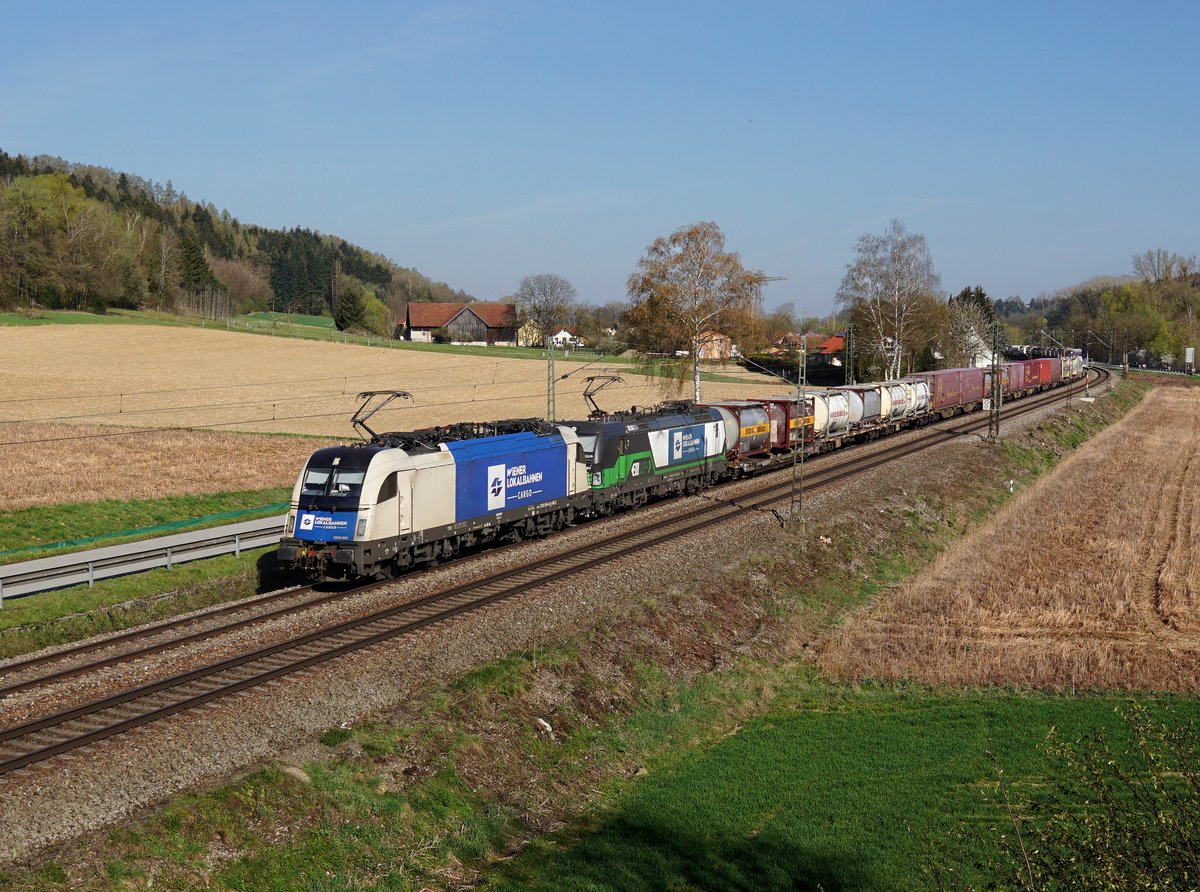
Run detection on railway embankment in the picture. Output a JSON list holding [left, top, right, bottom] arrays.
[[0, 375, 1155, 888]]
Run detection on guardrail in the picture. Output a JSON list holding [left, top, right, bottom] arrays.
[[0, 515, 286, 605]]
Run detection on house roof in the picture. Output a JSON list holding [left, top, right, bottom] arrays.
[[405, 302, 516, 329], [775, 331, 825, 349], [464, 302, 517, 328], [406, 302, 462, 328], [818, 334, 845, 354]]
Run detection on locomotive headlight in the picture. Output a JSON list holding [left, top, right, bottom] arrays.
[[356, 517, 368, 538], [285, 512, 296, 536]]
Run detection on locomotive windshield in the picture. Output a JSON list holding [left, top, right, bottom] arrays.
[[302, 467, 366, 498]]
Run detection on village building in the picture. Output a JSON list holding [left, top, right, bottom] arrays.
[[400, 302, 517, 345], [548, 326, 586, 349], [516, 319, 542, 348], [696, 331, 737, 361]]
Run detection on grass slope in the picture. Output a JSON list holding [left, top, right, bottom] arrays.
[[483, 690, 1200, 891], [0, 487, 291, 560], [0, 380, 1155, 890], [0, 548, 284, 656]]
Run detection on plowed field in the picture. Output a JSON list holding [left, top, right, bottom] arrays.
[[0, 325, 775, 507], [820, 385, 1200, 691]]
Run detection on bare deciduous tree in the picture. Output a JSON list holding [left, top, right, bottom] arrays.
[[836, 219, 941, 380], [156, 225, 179, 310], [944, 299, 992, 368], [1133, 248, 1197, 284], [625, 221, 769, 400], [514, 273, 577, 347]]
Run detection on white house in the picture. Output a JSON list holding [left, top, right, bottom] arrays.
[[549, 326, 585, 349]]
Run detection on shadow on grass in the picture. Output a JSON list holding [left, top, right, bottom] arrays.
[[490, 818, 873, 891], [255, 550, 307, 593]]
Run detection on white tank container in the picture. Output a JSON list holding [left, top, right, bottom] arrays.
[[909, 380, 930, 414], [885, 383, 908, 419], [809, 391, 850, 436], [837, 388, 865, 424]]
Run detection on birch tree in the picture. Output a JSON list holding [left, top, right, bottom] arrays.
[[625, 221, 768, 400], [836, 219, 941, 380]]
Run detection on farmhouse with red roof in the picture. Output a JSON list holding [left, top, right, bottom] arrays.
[[400, 302, 518, 345]]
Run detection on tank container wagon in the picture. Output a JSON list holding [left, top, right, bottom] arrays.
[[753, 395, 817, 453], [696, 399, 775, 473]]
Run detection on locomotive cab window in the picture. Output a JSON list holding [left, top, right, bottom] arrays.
[[376, 473, 398, 504], [329, 468, 365, 497], [301, 468, 331, 496], [300, 466, 366, 501]]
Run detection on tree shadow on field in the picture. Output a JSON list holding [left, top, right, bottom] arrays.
[[489, 818, 876, 891], [255, 550, 306, 593]]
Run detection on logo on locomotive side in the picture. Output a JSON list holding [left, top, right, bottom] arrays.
[[299, 514, 315, 531], [487, 463, 506, 511]]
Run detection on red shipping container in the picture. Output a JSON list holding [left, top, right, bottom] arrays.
[[909, 368, 986, 413], [1004, 362, 1025, 394], [960, 368, 986, 402]]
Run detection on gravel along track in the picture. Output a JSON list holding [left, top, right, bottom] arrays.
[[0, 374, 1103, 863], [0, 373, 1094, 731]]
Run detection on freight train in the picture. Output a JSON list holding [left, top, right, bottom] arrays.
[[277, 356, 1084, 581]]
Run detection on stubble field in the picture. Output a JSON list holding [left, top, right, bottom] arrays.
[[0, 325, 776, 508], [820, 384, 1200, 691]]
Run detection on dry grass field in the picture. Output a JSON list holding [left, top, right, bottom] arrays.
[[0, 423, 335, 511], [820, 385, 1200, 692], [0, 325, 777, 508]]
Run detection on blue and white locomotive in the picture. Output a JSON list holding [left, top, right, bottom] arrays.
[[277, 391, 732, 580], [278, 417, 591, 579]]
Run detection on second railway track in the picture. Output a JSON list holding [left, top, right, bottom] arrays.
[[0, 370, 1105, 778]]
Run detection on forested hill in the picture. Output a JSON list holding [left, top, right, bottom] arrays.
[[0, 150, 472, 330]]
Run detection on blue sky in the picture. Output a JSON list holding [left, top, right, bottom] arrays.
[[2, 1, 1196, 315]]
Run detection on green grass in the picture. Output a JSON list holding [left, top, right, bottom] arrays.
[[0, 547, 282, 654], [242, 311, 336, 328], [482, 690, 1200, 891], [1000, 377, 1147, 478], [0, 487, 291, 561], [0, 310, 142, 327]]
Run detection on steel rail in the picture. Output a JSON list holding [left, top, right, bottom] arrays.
[[0, 372, 1101, 777], [0, 369, 1101, 697]]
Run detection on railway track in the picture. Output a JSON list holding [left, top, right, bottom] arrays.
[[0, 370, 1104, 777]]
